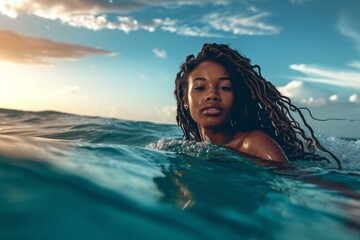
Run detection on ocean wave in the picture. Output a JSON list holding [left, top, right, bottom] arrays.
[[1, 108, 360, 239]]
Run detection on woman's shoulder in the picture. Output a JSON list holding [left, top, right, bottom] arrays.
[[243, 130, 272, 142], [228, 130, 289, 162], [228, 130, 268, 146]]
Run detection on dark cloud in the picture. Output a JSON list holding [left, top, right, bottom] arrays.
[[0, 30, 113, 65]]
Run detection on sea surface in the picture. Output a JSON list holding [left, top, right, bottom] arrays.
[[0, 108, 359, 240]]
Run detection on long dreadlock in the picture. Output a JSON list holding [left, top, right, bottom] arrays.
[[174, 43, 341, 169]]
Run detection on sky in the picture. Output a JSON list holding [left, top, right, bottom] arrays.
[[0, 0, 359, 138]]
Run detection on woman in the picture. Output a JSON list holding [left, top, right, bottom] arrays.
[[174, 43, 341, 168]]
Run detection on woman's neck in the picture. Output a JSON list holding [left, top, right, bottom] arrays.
[[199, 127, 234, 145]]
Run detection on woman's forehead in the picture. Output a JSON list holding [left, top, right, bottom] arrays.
[[188, 61, 230, 80]]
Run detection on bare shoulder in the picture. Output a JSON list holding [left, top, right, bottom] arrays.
[[231, 130, 289, 163]]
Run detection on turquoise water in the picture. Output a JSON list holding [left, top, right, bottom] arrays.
[[0, 108, 359, 239]]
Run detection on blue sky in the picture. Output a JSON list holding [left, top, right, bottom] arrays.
[[0, 0, 359, 137]]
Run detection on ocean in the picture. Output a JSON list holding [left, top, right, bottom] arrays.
[[0, 108, 359, 239]]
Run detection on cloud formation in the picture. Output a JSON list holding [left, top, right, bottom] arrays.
[[290, 0, 311, 5], [0, 0, 281, 37], [349, 61, 360, 69], [276, 80, 360, 107], [349, 94, 358, 102], [0, 30, 113, 65], [289, 64, 360, 89], [108, 105, 176, 124], [151, 106, 177, 124], [329, 94, 338, 101], [277, 80, 331, 106], [152, 48, 167, 58], [0, 0, 224, 18], [136, 72, 146, 80], [277, 80, 360, 106], [337, 10, 360, 53], [64, 15, 176, 33], [202, 11, 281, 36], [289, 12, 360, 104], [63, 86, 80, 94]]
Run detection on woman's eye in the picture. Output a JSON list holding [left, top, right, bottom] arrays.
[[194, 86, 204, 91], [219, 86, 232, 91]]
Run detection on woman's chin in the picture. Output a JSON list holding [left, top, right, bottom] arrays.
[[198, 118, 229, 129]]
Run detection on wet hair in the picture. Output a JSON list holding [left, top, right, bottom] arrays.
[[174, 43, 341, 169]]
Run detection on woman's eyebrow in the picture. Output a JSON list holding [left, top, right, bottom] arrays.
[[219, 77, 232, 81], [193, 77, 206, 82], [192, 77, 232, 82]]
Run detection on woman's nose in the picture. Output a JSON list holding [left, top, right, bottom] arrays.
[[205, 88, 219, 101]]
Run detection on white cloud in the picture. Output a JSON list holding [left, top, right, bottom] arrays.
[[151, 106, 177, 123], [64, 14, 109, 31], [277, 80, 303, 98], [277, 79, 360, 107], [61, 14, 176, 33], [0, 0, 224, 18], [290, 10, 360, 101], [162, 106, 176, 118], [349, 94, 358, 102], [175, 26, 224, 38], [0, 0, 281, 37], [290, 0, 311, 5], [329, 94, 338, 101], [0, 30, 113, 65], [337, 10, 360, 53], [247, 6, 259, 14], [108, 105, 176, 124], [289, 64, 360, 89], [277, 80, 332, 106], [63, 86, 80, 94], [349, 60, 360, 69], [0, 1, 181, 34], [152, 48, 167, 58], [137, 72, 146, 80], [300, 97, 326, 107], [161, 10, 282, 37], [202, 11, 281, 36]]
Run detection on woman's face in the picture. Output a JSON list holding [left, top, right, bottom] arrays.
[[186, 60, 234, 129]]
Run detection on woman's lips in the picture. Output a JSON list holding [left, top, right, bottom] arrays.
[[203, 108, 222, 116]]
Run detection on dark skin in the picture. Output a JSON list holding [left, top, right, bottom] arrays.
[[185, 60, 288, 163]]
